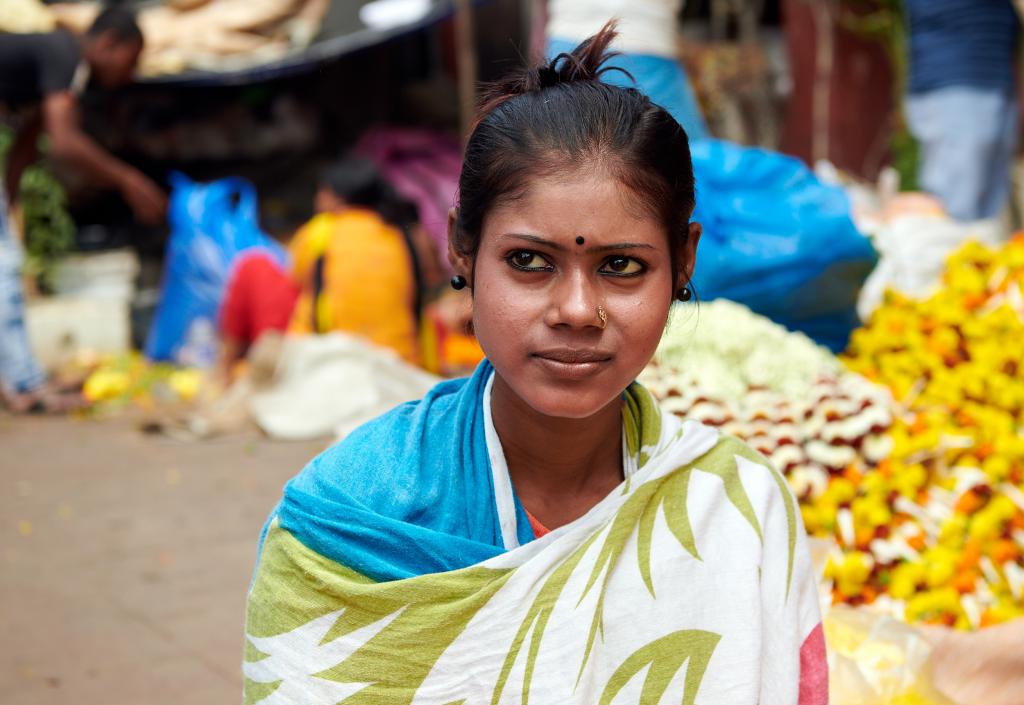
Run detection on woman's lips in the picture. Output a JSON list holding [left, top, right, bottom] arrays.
[[532, 349, 613, 379]]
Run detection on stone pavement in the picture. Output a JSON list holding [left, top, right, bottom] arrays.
[[0, 414, 326, 705]]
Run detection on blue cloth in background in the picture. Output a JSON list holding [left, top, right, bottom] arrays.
[[259, 359, 536, 583], [906, 0, 1019, 95], [548, 38, 708, 141], [689, 140, 876, 351]]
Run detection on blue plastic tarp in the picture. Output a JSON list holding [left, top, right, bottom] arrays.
[[689, 140, 877, 351], [144, 173, 286, 365]]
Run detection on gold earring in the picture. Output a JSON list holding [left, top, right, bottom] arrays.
[[597, 305, 608, 329]]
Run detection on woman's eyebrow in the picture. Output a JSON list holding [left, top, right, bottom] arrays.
[[498, 233, 566, 251], [593, 243, 657, 253], [498, 234, 658, 253]]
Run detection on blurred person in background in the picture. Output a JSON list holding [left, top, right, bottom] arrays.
[[905, 0, 1020, 222], [0, 6, 166, 413], [218, 156, 440, 380], [217, 248, 300, 384], [287, 157, 437, 364], [545, 0, 708, 140]]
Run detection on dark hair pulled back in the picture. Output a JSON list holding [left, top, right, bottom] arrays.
[[321, 156, 417, 230], [453, 21, 696, 283], [88, 5, 144, 45]]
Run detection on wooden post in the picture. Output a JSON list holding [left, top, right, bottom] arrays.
[[811, 0, 838, 165], [454, 0, 478, 145]]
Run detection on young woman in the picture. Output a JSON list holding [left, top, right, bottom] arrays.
[[244, 23, 827, 705]]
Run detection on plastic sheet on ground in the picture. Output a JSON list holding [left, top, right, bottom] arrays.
[[826, 606, 958, 705], [248, 332, 439, 441]]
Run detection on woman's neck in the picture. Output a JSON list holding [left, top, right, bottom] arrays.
[[490, 373, 625, 529]]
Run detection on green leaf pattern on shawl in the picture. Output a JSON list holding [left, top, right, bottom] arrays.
[[598, 630, 721, 705], [564, 432, 797, 687], [489, 532, 601, 705], [245, 525, 513, 704], [622, 383, 663, 469]]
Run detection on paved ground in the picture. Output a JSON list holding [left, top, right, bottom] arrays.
[[0, 413, 326, 705]]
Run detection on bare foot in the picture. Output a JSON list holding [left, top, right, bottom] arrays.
[[3, 384, 88, 415]]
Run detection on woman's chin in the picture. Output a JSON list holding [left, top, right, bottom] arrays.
[[519, 387, 622, 421]]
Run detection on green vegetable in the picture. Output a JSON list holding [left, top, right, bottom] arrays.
[[0, 125, 76, 292]]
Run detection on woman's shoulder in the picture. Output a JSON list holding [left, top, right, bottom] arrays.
[[286, 374, 475, 506]]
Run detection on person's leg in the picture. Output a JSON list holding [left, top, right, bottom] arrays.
[[976, 89, 1019, 220], [908, 87, 1014, 221], [0, 185, 47, 399]]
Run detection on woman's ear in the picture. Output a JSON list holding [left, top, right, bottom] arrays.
[[447, 207, 473, 284], [677, 221, 702, 289]]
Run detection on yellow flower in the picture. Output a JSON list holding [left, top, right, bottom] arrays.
[[83, 369, 131, 402], [905, 587, 963, 623], [828, 552, 874, 598], [168, 369, 203, 402], [889, 562, 926, 600]]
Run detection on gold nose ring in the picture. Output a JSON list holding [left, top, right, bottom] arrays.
[[597, 305, 608, 329]]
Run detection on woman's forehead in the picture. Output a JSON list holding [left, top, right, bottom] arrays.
[[482, 171, 666, 244]]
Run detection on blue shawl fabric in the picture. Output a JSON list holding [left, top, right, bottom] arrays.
[[259, 359, 535, 582]]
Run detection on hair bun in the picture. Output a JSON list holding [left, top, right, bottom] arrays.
[[535, 65, 561, 89], [476, 19, 630, 119]]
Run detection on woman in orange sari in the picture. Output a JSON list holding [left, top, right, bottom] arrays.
[[289, 157, 439, 364]]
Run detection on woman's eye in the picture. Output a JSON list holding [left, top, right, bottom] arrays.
[[601, 256, 645, 276], [507, 251, 551, 271]]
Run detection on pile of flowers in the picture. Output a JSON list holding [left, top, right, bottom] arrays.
[[645, 255, 1024, 628], [641, 300, 894, 502], [80, 352, 203, 412], [830, 237, 1024, 629]]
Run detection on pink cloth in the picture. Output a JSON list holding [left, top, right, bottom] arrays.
[[356, 126, 462, 272], [799, 622, 829, 705]]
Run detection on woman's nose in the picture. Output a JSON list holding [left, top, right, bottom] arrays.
[[544, 268, 602, 329]]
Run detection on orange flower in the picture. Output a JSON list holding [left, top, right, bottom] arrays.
[[962, 293, 987, 310], [980, 610, 1000, 628], [955, 491, 984, 515], [952, 570, 979, 595], [992, 539, 1019, 565], [958, 539, 983, 571]]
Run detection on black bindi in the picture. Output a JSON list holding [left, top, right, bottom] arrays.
[[575, 236, 585, 246]]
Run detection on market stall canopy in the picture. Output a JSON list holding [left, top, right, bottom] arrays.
[[7, 0, 474, 86]]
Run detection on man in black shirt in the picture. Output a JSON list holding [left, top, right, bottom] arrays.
[[1, 7, 165, 413], [1, 7, 166, 222]]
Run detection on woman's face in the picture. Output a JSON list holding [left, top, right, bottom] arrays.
[[453, 168, 698, 419]]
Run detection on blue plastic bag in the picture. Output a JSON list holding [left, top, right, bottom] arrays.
[[144, 173, 285, 364], [689, 140, 877, 351]]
